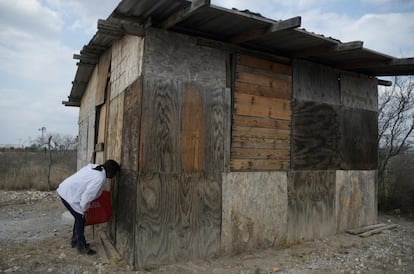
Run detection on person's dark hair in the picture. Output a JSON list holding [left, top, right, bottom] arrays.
[[103, 159, 120, 175], [93, 159, 120, 178]]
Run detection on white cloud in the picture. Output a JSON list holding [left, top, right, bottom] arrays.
[[0, 0, 63, 38], [45, 0, 121, 35]]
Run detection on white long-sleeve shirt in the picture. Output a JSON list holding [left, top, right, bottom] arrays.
[[57, 164, 107, 214]]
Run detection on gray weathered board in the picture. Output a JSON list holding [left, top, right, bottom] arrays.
[[135, 172, 221, 269]]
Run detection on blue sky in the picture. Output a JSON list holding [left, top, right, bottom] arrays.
[[0, 0, 413, 146]]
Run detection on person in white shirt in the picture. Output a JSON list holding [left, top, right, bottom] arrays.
[[57, 159, 120, 255]]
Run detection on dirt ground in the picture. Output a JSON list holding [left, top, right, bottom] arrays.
[[0, 190, 413, 274]]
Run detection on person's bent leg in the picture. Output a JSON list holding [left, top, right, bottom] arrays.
[[73, 212, 96, 255]]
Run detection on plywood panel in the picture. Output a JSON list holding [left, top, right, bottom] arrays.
[[135, 173, 221, 269], [340, 107, 378, 170], [340, 73, 378, 111], [182, 84, 205, 172], [115, 170, 137, 266], [203, 84, 225, 173], [139, 77, 181, 173], [106, 93, 124, 163], [96, 49, 111, 106], [292, 100, 340, 169], [336, 170, 377, 232], [293, 59, 340, 105], [287, 171, 336, 244], [121, 78, 142, 171], [221, 172, 287, 254], [97, 104, 107, 144]]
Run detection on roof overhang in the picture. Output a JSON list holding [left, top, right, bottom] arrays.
[[64, 0, 414, 106]]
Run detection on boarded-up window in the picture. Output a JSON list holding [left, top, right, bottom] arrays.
[[231, 54, 292, 171]]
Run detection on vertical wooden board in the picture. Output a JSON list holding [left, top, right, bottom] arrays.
[[292, 100, 340, 169], [336, 170, 377, 232], [77, 119, 89, 167], [115, 170, 137, 266], [204, 84, 226, 172], [96, 49, 111, 106], [339, 107, 378, 170], [122, 78, 142, 171], [139, 77, 181, 173], [287, 171, 336, 244], [181, 84, 205, 172], [97, 104, 107, 144], [221, 172, 288, 255], [293, 59, 340, 105], [135, 173, 221, 269], [340, 73, 378, 111], [106, 93, 124, 163], [135, 173, 171, 268]]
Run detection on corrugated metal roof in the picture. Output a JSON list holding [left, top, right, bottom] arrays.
[[64, 0, 414, 106]]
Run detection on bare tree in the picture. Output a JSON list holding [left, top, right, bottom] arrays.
[[378, 76, 414, 208]]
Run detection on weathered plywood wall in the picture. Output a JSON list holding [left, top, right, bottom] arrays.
[[112, 78, 142, 265], [292, 60, 378, 170], [111, 35, 144, 99], [336, 170, 377, 232], [78, 66, 99, 168], [131, 28, 226, 269], [232, 54, 292, 171], [221, 172, 288, 254], [292, 101, 340, 169], [287, 171, 336, 243], [135, 173, 221, 268]]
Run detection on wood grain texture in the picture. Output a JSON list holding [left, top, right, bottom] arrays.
[[234, 93, 291, 120], [106, 92, 124, 163], [181, 84, 205, 172], [237, 54, 292, 75], [114, 170, 137, 266], [336, 170, 377, 232], [135, 172, 221, 269], [121, 78, 142, 171], [293, 59, 340, 105], [231, 54, 292, 171], [203, 83, 225, 173], [340, 73, 378, 111], [339, 107, 378, 170], [139, 77, 181, 173], [221, 172, 288, 254], [287, 171, 336, 244], [96, 49, 111, 106], [292, 100, 340, 169]]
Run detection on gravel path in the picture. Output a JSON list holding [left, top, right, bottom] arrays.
[[0, 190, 413, 274]]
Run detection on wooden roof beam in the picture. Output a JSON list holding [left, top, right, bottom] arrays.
[[377, 79, 393, 86], [160, 0, 211, 29], [291, 40, 363, 58], [229, 16, 301, 44], [336, 57, 414, 70], [97, 19, 145, 37], [73, 54, 98, 65], [337, 60, 389, 70]]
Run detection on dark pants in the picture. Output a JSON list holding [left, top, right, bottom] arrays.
[[60, 198, 87, 248]]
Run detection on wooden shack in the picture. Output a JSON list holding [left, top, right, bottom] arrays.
[[63, 0, 414, 269]]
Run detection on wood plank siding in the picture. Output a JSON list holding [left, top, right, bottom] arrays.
[[231, 54, 292, 171]]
